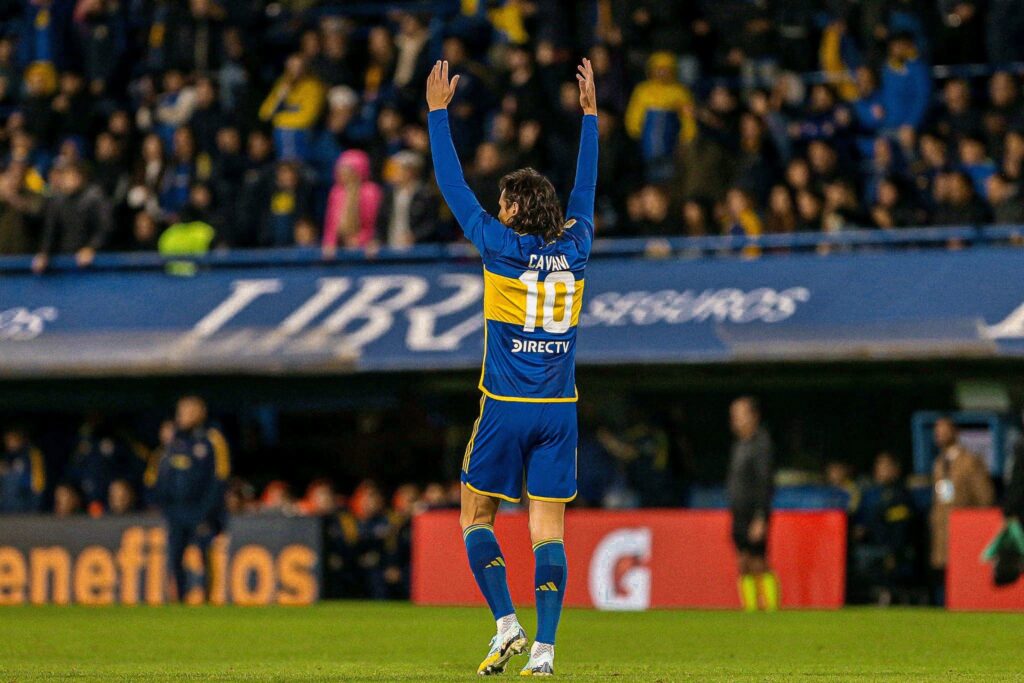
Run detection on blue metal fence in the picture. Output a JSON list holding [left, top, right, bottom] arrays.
[[1, 224, 1022, 274]]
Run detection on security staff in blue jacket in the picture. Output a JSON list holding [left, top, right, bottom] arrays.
[[1, 427, 46, 513], [154, 396, 230, 602]]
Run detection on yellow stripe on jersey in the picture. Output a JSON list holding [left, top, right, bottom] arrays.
[[482, 268, 585, 327]]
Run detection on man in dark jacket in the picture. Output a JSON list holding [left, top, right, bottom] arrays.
[[376, 151, 438, 246], [727, 396, 779, 611], [154, 396, 230, 602], [32, 162, 113, 272]]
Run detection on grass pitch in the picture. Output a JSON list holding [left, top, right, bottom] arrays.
[[1, 603, 1023, 681]]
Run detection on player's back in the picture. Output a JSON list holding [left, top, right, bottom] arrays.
[[427, 104, 598, 403], [479, 219, 591, 402]]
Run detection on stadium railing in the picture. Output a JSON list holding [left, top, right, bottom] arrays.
[[1, 224, 1022, 274]]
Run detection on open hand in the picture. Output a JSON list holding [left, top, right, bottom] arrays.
[[426, 60, 460, 112], [576, 57, 596, 116]]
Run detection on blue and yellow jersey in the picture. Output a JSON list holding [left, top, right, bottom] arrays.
[[429, 109, 597, 402]]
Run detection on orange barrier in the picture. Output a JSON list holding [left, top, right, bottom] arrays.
[[412, 509, 846, 609], [947, 508, 1024, 611]]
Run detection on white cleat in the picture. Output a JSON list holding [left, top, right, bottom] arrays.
[[520, 642, 555, 676], [477, 624, 529, 675]]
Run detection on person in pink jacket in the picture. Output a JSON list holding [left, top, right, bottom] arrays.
[[322, 149, 382, 253]]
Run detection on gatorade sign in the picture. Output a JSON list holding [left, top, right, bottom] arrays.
[[411, 509, 846, 610]]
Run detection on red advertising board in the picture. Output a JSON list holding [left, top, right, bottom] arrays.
[[412, 509, 846, 609], [947, 508, 1024, 611]]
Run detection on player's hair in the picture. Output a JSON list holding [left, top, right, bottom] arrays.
[[498, 168, 564, 243]]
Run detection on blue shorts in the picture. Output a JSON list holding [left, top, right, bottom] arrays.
[[461, 396, 578, 503]]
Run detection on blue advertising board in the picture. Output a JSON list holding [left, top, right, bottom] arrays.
[[3, 247, 1024, 375]]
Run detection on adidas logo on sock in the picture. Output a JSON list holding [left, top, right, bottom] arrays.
[[536, 581, 558, 592]]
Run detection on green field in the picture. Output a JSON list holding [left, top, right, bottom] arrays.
[[1, 603, 1023, 681]]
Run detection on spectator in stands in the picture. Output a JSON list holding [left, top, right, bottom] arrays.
[[933, 78, 983, 143], [258, 53, 326, 161], [853, 451, 918, 604], [126, 133, 166, 219], [376, 151, 437, 247], [986, 173, 1024, 224], [322, 149, 381, 254], [190, 76, 224, 156], [107, 479, 136, 515], [153, 69, 197, 149], [959, 136, 997, 197], [932, 171, 991, 226], [822, 180, 869, 233], [795, 189, 823, 232], [0, 426, 46, 513], [682, 199, 711, 238], [929, 417, 995, 601], [33, 162, 113, 272], [261, 161, 311, 248], [629, 185, 673, 236], [159, 127, 198, 219], [984, 72, 1021, 154], [851, 66, 885, 160], [625, 52, 696, 182], [0, 161, 43, 254], [871, 177, 923, 229], [52, 482, 81, 517], [880, 33, 931, 135], [764, 185, 797, 235], [723, 187, 763, 256], [727, 396, 779, 612]]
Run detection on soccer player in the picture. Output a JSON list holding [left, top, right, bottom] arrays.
[[426, 58, 597, 676]]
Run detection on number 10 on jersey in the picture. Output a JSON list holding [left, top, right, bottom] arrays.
[[519, 271, 576, 334]]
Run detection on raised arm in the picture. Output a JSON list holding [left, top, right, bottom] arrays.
[[566, 58, 598, 231], [426, 60, 495, 256]]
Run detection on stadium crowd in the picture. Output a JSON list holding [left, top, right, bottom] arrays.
[[0, 1, 1022, 265]]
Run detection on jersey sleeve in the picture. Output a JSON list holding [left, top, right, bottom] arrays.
[[564, 114, 598, 243], [428, 109, 507, 260]]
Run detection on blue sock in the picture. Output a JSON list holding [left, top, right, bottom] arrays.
[[533, 539, 567, 645], [464, 524, 515, 620]]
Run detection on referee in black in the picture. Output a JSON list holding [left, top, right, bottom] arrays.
[[727, 396, 779, 611]]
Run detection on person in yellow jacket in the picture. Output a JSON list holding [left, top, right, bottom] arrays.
[[625, 53, 697, 139], [624, 52, 696, 180], [259, 54, 326, 161]]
